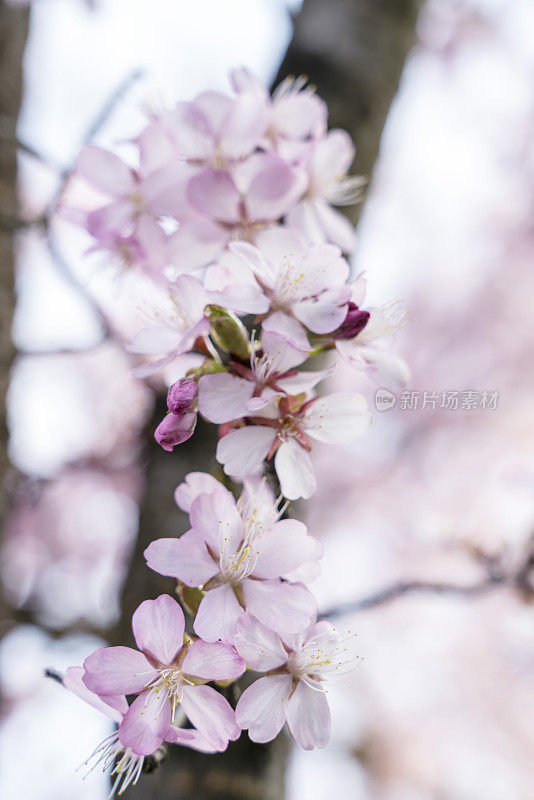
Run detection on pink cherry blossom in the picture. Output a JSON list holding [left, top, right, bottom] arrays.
[[62, 666, 223, 797], [145, 87, 270, 171], [334, 276, 411, 390], [234, 614, 359, 750], [52, 68, 411, 784], [144, 477, 321, 643], [197, 329, 334, 424], [230, 227, 351, 338], [231, 69, 327, 163], [127, 274, 211, 378], [216, 393, 371, 500], [84, 215, 171, 281], [82, 594, 244, 755], [75, 145, 183, 242], [286, 129, 364, 253], [203, 250, 270, 315], [169, 153, 306, 270]]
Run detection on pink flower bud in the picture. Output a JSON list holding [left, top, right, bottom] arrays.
[[332, 302, 370, 340], [167, 378, 198, 415], [155, 411, 197, 452]]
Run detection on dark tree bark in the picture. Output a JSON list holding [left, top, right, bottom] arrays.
[[0, 4, 30, 622], [113, 1, 425, 798], [110, 404, 291, 800], [275, 0, 424, 222]]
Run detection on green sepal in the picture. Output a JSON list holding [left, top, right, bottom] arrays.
[[206, 305, 250, 360], [176, 582, 204, 617]]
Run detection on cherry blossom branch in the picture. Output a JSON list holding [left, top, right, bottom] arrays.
[[48, 65, 416, 796], [44, 221, 117, 341]]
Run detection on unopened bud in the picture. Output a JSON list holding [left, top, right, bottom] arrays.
[[333, 302, 370, 340], [167, 377, 198, 415], [206, 305, 250, 360], [155, 411, 197, 452]]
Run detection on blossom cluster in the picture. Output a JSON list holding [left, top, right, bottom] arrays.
[[61, 70, 407, 796]]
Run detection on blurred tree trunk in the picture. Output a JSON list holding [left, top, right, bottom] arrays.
[[113, 1, 424, 798], [0, 5, 30, 620], [276, 0, 424, 223]]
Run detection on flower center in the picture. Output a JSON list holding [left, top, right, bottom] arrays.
[[146, 669, 184, 722], [219, 533, 259, 582], [288, 631, 359, 687], [273, 256, 308, 308], [251, 350, 276, 385]]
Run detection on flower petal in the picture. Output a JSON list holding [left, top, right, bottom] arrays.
[[187, 169, 240, 224], [311, 129, 355, 189], [274, 439, 316, 501], [169, 219, 227, 271], [180, 684, 241, 749], [166, 725, 223, 753], [216, 425, 275, 480], [132, 595, 185, 666], [219, 91, 269, 160], [144, 532, 218, 587], [190, 485, 243, 554], [119, 690, 172, 756], [242, 579, 316, 635], [198, 373, 254, 424], [205, 250, 270, 314], [193, 583, 243, 644], [234, 614, 288, 672], [174, 472, 223, 512], [235, 675, 292, 743], [169, 274, 210, 322], [168, 100, 215, 160], [127, 325, 182, 356], [276, 362, 336, 396], [260, 330, 308, 373], [261, 311, 310, 350], [63, 666, 126, 723], [252, 519, 321, 580], [76, 145, 135, 196], [286, 680, 330, 750], [339, 342, 410, 391], [303, 393, 371, 444], [254, 226, 305, 263], [314, 200, 356, 253], [272, 90, 326, 140], [182, 640, 245, 681], [294, 286, 350, 334], [83, 647, 156, 696], [229, 240, 277, 287], [245, 154, 305, 221]]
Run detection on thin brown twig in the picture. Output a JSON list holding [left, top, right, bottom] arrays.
[[16, 342, 106, 357], [320, 552, 534, 619], [49, 67, 144, 216], [8, 69, 144, 346]]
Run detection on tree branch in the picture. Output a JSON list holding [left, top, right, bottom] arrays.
[[321, 549, 534, 618]]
